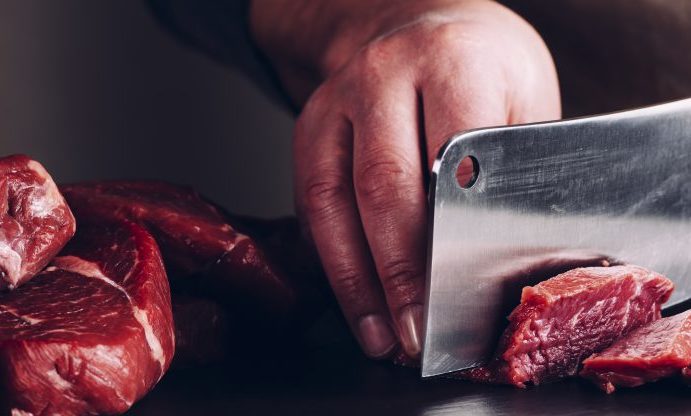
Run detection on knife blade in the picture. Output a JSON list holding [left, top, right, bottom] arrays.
[[422, 98, 691, 378]]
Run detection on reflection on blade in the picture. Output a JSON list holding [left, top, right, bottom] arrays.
[[422, 99, 691, 378]]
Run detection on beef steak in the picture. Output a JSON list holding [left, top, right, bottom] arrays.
[[458, 265, 674, 387], [60, 181, 327, 325], [0, 222, 174, 415], [581, 310, 691, 393], [0, 155, 75, 290]]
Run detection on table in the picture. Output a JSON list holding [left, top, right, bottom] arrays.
[[131, 341, 690, 416]]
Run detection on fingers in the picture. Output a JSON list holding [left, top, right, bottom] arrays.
[[351, 79, 428, 358], [293, 105, 397, 359], [420, 59, 509, 171]]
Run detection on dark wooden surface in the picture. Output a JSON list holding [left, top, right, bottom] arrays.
[[130, 341, 691, 416]]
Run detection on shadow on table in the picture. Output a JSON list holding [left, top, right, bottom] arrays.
[[131, 339, 691, 416]]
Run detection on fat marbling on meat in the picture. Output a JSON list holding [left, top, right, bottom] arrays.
[[0, 155, 75, 290], [581, 309, 691, 392], [61, 180, 328, 366], [0, 221, 174, 415], [60, 181, 327, 327], [458, 266, 674, 387]]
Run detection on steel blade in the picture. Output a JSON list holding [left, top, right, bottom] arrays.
[[422, 98, 691, 378]]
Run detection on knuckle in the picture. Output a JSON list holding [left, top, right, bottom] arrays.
[[354, 155, 415, 207], [302, 171, 350, 222], [305, 83, 332, 112], [379, 257, 422, 301], [427, 22, 483, 58], [297, 89, 329, 130], [360, 41, 387, 68], [329, 264, 365, 299], [352, 40, 393, 81], [429, 22, 462, 46]]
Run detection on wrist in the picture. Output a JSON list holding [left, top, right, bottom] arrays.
[[248, 0, 500, 105], [248, 0, 339, 104]]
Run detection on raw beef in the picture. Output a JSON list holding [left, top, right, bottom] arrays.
[[171, 295, 231, 368], [60, 181, 327, 326], [0, 155, 75, 290], [0, 222, 175, 415], [580, 310, 691, 393], [458, 266, 674, 387]]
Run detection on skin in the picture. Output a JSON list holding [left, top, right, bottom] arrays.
[[250, 0, 560, 359]]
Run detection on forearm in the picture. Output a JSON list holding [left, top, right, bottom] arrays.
[[248, 0, 333, 106]]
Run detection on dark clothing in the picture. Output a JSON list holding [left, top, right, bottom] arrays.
[[147, 0, 285, 106]]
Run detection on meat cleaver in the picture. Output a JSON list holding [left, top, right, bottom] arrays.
[[422, 98, 691, 378]]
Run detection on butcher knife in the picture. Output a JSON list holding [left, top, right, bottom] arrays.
[[422, 98, 691, 378]]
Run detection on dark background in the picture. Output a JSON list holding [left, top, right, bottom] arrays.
[[2, 2, 691, 415], [0, 0, 294, 217], [3, 1, 691, 220]]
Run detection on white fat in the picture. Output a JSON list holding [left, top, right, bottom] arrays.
[[568, 307, 584, 328], [51, 256, 107, 281], [81, 345, 133, 407], [0, 305, 43, 325], [0, 242, 23, 286], [11, 409, 34, 416], [632, 279, 643, 298], [51, 256, 166, 371], [217, 230, 249, 253], [621, 300, 631, 328], [26, 160, 63, 218], [133, 306, 166, 371], [120, 248, 139, 285], [86, 344, 125, 370], [24, 315, 42, 325], [45, 368, 72, 391]]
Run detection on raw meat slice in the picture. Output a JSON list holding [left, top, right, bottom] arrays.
[[0, 155, 75, 290], [0, 222, 175, 415], [60, 181, 327, 324], [457, 265, 674, 387], [580, 310, 691, 393]]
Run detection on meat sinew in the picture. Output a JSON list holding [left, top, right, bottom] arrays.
[[458, 265, 674, 387], [580, 310, 691, 393], [0, 155, 75, 290], [0, 222, 175, 415]]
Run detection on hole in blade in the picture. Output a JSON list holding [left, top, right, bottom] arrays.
[[456, 156, 479, 189]]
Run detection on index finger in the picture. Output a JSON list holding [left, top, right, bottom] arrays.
[[351, 80, 428, 359]]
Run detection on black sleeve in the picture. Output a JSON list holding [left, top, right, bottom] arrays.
[[146, 0, 290, 109]]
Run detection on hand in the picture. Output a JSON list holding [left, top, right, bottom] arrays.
[[250, 0, 560, 359]]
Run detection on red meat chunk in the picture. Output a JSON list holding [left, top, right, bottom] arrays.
[[580, 310, 691, 393], [61, 181, 328, 365], [458, 265, 674, 387], [60, 181, 324, 320], [0, 222, 175, 415], [0, 155, 75, 290]]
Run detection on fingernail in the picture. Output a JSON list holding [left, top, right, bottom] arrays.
[[358, 315, 397, 358], [399, 304, 423, 358]]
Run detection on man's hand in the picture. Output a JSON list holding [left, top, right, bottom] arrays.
[[250, 0, 560, 359]]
